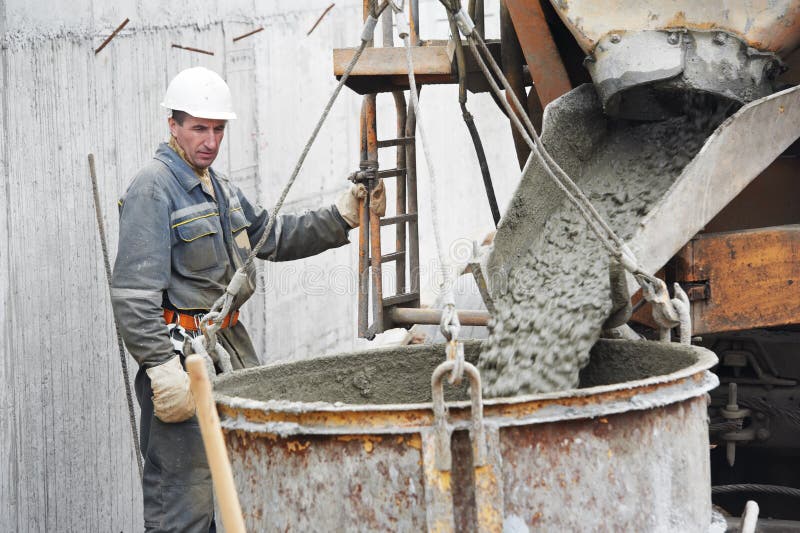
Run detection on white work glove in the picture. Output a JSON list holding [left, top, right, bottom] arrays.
[[146, 355, 196, 423], [335, 180, 386, 228]]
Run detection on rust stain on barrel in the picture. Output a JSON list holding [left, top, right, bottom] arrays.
[[286, 440, 311, 453], [214, 340, 718, 531]]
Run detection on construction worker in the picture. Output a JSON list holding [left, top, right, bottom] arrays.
[[111, 66, 384, 531]]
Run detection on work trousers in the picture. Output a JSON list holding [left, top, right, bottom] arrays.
[[134, 321, 259, 531], [136, 365, 216, 533]]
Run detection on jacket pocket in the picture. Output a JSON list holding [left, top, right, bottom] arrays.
[[230, 207, 253, 259], [229, 206, 251, 233], [174, 215, 222, 272]]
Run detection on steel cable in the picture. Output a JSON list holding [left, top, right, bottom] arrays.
[[443, 5, 660, 289], [712, 484, 800, 499], [401, 35, 448, 280], [462, 27, 691, 335], [396, 8, 459, 342], [708, 419, 743, 433], [394, 5, 464, 382], [473, 34, 629, 254], [200, 1, 390, 341], [88, 154, 143, 480], [465, 36, 637, 272]]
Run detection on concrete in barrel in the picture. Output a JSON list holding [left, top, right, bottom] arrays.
[[214, 340, 718, 531]]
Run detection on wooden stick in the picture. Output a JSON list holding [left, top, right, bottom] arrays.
[[94, 18, 129, 55], [232, 27, 264, 42], [307, 3, 335, 35], [186, 355, 246, 533], [171, 43, 215, 56]]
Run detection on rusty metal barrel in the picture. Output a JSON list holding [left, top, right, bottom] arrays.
[[214, 339, 718, 531]]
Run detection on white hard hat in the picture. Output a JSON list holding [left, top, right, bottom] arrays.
[[161, 67, 237, 120]]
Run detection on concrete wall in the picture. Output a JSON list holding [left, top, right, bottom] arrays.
[[0, 0, 520, 530]]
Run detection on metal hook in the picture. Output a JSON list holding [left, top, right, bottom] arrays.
[[431, 360, 486, 471]]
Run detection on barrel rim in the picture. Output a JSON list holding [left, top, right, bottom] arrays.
[[214, 339, 719, 435]]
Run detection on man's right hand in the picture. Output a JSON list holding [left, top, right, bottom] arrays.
[[335, 180, 386, 228], [146, 355, 196, 423]]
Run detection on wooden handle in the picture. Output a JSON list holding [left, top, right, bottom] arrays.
[[186, 355, 246, 533]]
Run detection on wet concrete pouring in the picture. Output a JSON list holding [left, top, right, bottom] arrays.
[[217, 88, 731, 405], [478, 90, 730, 397]]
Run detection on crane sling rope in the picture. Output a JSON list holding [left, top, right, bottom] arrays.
[[199, 1, 391, 351], [438, 0, 690, 338], [392, 1, 467, 383]]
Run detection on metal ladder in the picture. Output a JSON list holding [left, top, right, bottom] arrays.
[[357, 3, 421, 338]]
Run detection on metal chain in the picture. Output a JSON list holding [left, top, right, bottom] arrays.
[[199, 1, 391, 346], [88, 154, 143, 480]]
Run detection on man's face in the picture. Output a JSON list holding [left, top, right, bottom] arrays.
[[168, 115, 226, 169]]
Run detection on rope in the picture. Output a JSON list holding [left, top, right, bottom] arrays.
[[199, 1, 390, 343], [467, 37, 633, 268], [712, 484, 800, 499], [436, 2, 698, 340], [442, 4, 658, 290], [395, 4, 463, 382], [88, 154, 143, 480], [401, 32, 449, 286], [396, 8, 455, 309], [472, 35, 629, 258]]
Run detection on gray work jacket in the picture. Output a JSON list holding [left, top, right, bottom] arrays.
[[111, 143, 350, 368]]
